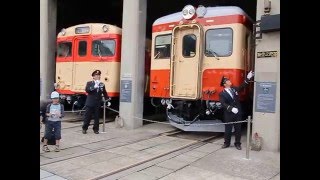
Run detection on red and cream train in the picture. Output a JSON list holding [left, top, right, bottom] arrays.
[[54, 5, 254, 131], [149, 5, 254, 131], [55, 23, 151, 110]]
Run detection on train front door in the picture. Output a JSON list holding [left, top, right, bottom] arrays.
[[56, 41, 73, 92], [72, 37, 90, 92], [170, 24, 202, 99]]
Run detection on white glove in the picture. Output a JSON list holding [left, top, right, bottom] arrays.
[[94, 83, 99, 89], [247, 71, 254, 79], [231, 107, 238, 114], [99, 82, 105, 88], [107, 102, 111, 107]]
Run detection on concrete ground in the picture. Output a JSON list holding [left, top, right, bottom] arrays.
[[40, 118, 279, 180]]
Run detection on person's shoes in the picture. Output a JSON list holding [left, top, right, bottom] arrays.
[[235, 144, 242, 150], [82, 130, 87, 134], [221, 144, 230, 148], [42, 145, 50, 152], [54, 145, 60, 152], [94, 131, 99, 134]]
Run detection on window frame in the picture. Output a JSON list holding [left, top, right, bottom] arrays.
[[182, 33, 197, 58], [57, 41, 72, 57], [204, 27, 233, 57], [91, 39, 116, 57], [78, 40, 87, 57], [154, 34, 172, 60]]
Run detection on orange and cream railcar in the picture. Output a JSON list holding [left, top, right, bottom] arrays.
[[150, 5, 254, 132], [55, 23, 122, 108]]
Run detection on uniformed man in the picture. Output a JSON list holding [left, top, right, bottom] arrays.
[[219, 71, 254, 150], [82, 70, 109, 134]]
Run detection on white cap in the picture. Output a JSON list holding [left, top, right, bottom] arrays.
[[50, 91, 60, 99]]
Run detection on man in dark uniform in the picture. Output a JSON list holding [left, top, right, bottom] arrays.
[[219, 71, 254, 150], [82, 70, 109, 134]]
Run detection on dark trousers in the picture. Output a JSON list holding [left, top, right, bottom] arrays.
[[82, 106, 100, 132], [224, 120, 242, 146]]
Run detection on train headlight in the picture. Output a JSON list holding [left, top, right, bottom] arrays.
[[182, 9, 188, 16], [196, 5, 207, 18], [182, 5, 196, 20], [189, 8, 195, 15], [60, 28, 66, 36], [102, 25, 109, 32]]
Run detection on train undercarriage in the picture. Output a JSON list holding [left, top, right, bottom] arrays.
[[152, 98, 252, 132], [59, 94, 116, 117]]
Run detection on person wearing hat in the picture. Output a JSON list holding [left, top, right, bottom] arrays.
[[42, 91, 65, 152], [219, 71, 254, 150], [82, 70, 109, 134]]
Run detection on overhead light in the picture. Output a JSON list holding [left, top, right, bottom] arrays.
[[60, 28, 66, 36], [196, 5, 207, 18], [182, 5, 196, 20], [102, 25, 109, 32]]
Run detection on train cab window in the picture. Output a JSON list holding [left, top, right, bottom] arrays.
[[78, 41, 87, 56], [57, 42, 72, 57], [205, 28, 233, 57], [182, 34, 196, 57], [92, 40, 115, 57], [154, 34, 171, 59]]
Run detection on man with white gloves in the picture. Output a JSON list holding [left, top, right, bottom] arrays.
[[219, 71, 254, 150], [82, 70, 109, 134]]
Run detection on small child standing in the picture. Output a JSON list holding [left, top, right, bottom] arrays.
[[42, 91, 64, 152]]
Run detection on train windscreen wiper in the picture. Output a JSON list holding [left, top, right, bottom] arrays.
[[206, 49, 220, 60]]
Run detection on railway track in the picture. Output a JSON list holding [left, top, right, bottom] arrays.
[[91, 131, 223, 180], [40, 126, 223, 179]]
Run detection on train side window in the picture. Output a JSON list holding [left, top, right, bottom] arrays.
[[205, 28, 233, 57], [92, 40, 115, 57], [182, 34, 196, 58], [78, 41, 87, 57], [154, 34, 171, 59], [57, 42, 72, 57]]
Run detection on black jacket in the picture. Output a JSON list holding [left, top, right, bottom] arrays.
[[85, 81, 109, 107], [219, 79, 249, 122]]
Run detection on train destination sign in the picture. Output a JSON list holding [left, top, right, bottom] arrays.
[[75, 26, 90, 34], [257, 51, 278, 58]]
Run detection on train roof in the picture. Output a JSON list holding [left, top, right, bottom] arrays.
[[57, 23, 122, 38], [153, 6, 253, 26]]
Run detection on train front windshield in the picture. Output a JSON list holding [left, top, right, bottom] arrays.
[[57, 42, 72, 57], [92, 39, 115, 57], [205, 28, 233, 57], [154, 34, 171, 59]]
